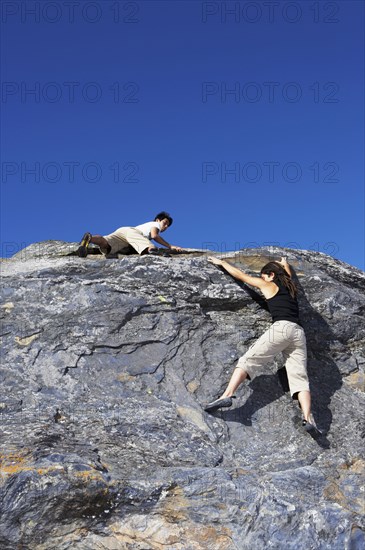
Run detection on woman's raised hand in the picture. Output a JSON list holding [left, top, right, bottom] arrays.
[[207, 256, 224, 266]]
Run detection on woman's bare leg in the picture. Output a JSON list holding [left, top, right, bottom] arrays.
[[297, 390, 311, 421], [220, 367, 248, 398]]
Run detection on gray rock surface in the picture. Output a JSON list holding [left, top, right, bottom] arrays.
[[1, 242, 364, 549]]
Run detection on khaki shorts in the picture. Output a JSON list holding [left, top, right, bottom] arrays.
[[103, 227, 152, 255], [236, 321, 309, 397]]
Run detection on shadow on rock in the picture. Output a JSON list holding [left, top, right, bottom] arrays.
[[295, 273, 342, 442], [220, 373, 285, 426]]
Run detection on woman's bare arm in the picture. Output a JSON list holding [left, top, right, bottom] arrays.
[[208, 257, 268, 290], [278, 257, 292, 277]]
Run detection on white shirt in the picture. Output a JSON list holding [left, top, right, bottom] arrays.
[[135, 221, 161, 239]]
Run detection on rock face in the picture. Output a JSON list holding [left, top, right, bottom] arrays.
[[1, 242, 364, 550]]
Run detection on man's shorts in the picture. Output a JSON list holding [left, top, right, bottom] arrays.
[[103, 227, 152, 255], [236, 320, 310, 397]]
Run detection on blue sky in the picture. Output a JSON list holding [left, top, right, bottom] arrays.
[[1, 0, 364, 269]]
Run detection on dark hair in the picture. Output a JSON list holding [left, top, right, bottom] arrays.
[[155, 211, 173, 226], [260, 261, 297, 298]]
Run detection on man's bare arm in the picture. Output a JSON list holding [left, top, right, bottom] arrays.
[[150, 228, 183, 251]]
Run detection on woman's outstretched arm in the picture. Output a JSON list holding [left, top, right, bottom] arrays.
[[208, 256, 267, 290]]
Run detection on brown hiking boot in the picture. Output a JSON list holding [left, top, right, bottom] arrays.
[[77, 232, 92, 258]]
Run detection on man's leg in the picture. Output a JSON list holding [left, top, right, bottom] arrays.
[[122, 228, 156, 255], [100, 228, 131, 255], [90, 235, 111, 254], [78, 232, 112, 257]]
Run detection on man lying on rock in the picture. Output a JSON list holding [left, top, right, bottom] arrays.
[[205, 256, 321, 435], [77, 211, 183, 257]]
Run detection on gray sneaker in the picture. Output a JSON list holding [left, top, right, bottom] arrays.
[[204, 396, 235, 412], [302, 413, 322, 434]]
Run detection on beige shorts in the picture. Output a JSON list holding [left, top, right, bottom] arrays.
[[103, 227, 152, 255], [236, 320, 309, 397]]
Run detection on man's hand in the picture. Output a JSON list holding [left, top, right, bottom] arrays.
[[208, 256, 224, 266], [170, 245, 183, 252]]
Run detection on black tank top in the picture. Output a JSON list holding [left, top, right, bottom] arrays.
[[266, 281, 301, 325]]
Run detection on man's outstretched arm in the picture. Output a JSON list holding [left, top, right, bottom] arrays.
[[150, 228, 183, 251]]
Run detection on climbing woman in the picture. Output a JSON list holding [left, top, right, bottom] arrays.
[[205, 256, 320, 434]]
